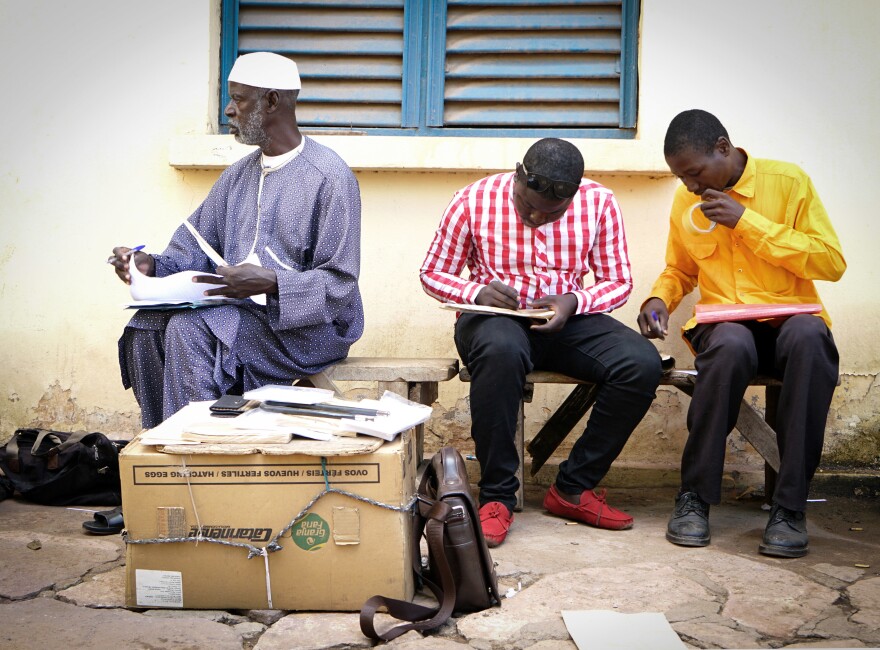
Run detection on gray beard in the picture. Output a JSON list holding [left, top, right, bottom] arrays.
[[232, 101, 266, 146]]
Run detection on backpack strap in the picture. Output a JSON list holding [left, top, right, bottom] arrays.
[[3, 429, 51, 473], [30, 430, 94, 471], [359, 499, 459, 641], [4, 432, 23, 473], [47, 430, 92, 454]]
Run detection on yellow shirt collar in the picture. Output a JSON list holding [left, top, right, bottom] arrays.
[[729, 148, 756, 198]]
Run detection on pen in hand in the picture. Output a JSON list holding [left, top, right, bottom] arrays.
[[107, 245, 145, 264], [651, 310, 666, 340]]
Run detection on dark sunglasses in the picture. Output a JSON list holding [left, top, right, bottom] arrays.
[[518, 163, 580, 200]]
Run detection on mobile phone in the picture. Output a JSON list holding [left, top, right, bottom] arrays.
[[209, 395, 254, 417]]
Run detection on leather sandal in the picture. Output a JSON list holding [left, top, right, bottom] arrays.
[[82, 506, 124, 535]]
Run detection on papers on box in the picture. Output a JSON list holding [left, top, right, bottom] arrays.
[[332, 391, 433, 441], [137, 387, 432, 448]]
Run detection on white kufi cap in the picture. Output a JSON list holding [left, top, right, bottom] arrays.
[[228, 52, 301, 90]]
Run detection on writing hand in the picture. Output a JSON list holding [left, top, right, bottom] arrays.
[[700, 189, 745, 229], [474, 280, 520, 310], [638, 298, 668, 339], [194, 263, 278, 299], [109, 246, 154, 285], [529, 293, 577, 333]]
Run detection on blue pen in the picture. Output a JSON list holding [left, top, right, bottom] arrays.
[[651, 310, 665, 340], [106, 245, 145, 264]]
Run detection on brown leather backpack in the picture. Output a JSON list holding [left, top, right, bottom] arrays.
[[360, 446, 501, 641]]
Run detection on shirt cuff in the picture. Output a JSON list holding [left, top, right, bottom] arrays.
[[463, 282, 487, 304], [572, 291, 593, 315]]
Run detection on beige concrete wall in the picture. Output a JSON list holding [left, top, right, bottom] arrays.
[[1, 1, 877, 476]]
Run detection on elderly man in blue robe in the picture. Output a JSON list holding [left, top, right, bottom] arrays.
[[109, 52, 364, 429]]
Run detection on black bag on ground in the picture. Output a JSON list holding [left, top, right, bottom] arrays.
[[0, 428, 128, 505], [360, 446, 501, 641]]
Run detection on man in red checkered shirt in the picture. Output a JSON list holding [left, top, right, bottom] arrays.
[[420, 138, 662, 547]]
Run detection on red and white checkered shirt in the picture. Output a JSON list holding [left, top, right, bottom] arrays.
[[419, 172, 632, 314]]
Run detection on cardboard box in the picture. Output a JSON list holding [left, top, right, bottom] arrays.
[[120, 429, 417, 610]]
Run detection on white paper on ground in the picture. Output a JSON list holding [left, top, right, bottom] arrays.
[[561, 610, 686, 650]]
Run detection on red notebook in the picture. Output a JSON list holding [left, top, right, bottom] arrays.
[[694, 303, 822, 324]]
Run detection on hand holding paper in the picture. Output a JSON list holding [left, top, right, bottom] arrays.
[[127, 252, 228, 303], [197, 262, 278, 300]]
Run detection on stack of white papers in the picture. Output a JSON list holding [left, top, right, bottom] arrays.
[[137, 387, 433, 447], [245, 385, 434, 441], [183, 408, 336, 443], [138, 402, 336, 446], [332, 391, 433, 441], [138, 401, 218, 446], [242, 384, 335, 405]]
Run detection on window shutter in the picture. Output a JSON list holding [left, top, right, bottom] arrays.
[[232, 0, 407, 128], [435, 0, 628, 128], [221, 0, 638, 136]]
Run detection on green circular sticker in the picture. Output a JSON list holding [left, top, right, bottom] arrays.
[[291, 513, 329, 551]]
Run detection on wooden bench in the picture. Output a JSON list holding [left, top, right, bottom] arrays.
[[459, 367, 783, 511], [298, 357, 460, 462]]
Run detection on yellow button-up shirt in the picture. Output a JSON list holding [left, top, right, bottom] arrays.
[[649, 152, 846, 334]]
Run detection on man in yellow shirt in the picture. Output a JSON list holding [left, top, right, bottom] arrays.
[[638, 109, 845, 558]]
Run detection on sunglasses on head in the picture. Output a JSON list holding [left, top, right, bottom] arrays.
[[518, 163, 580, 200]]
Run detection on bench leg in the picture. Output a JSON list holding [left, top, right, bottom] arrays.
[[526, 383, 600, 477], [733, 400, 781, 473], [515, 399, 525, 512], [513, 383, 536, 511], [763, 385, 781, 506], [407, 382, 438, 465]]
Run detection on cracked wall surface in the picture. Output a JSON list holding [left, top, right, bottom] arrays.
[[3, 373, 877, 485], [416, 373, 880, 480]]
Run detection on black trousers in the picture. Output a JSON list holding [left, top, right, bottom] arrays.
[[454, 313, 662, 512], [683, 314, 839, 512]]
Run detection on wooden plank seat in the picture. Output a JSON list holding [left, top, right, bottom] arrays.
[[296, 357, 460, 462], [458, 366, 783, 511]]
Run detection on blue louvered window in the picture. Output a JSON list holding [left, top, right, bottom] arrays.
[[220, 0, 639, 138]]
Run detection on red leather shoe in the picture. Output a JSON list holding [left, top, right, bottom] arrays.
[[543, 484, 633, 530], [479, 502, 513, 547]]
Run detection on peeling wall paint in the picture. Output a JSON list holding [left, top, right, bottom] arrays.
[[1, 382, 140, 443]]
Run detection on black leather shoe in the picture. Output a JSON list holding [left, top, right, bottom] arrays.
[[759, 504, 808, 558], [666, 491, 710, 547]]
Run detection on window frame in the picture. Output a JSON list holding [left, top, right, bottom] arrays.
[[220, 0, 639, 139]]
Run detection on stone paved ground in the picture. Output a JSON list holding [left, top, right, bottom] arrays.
[[0, 483, 877, 649]]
